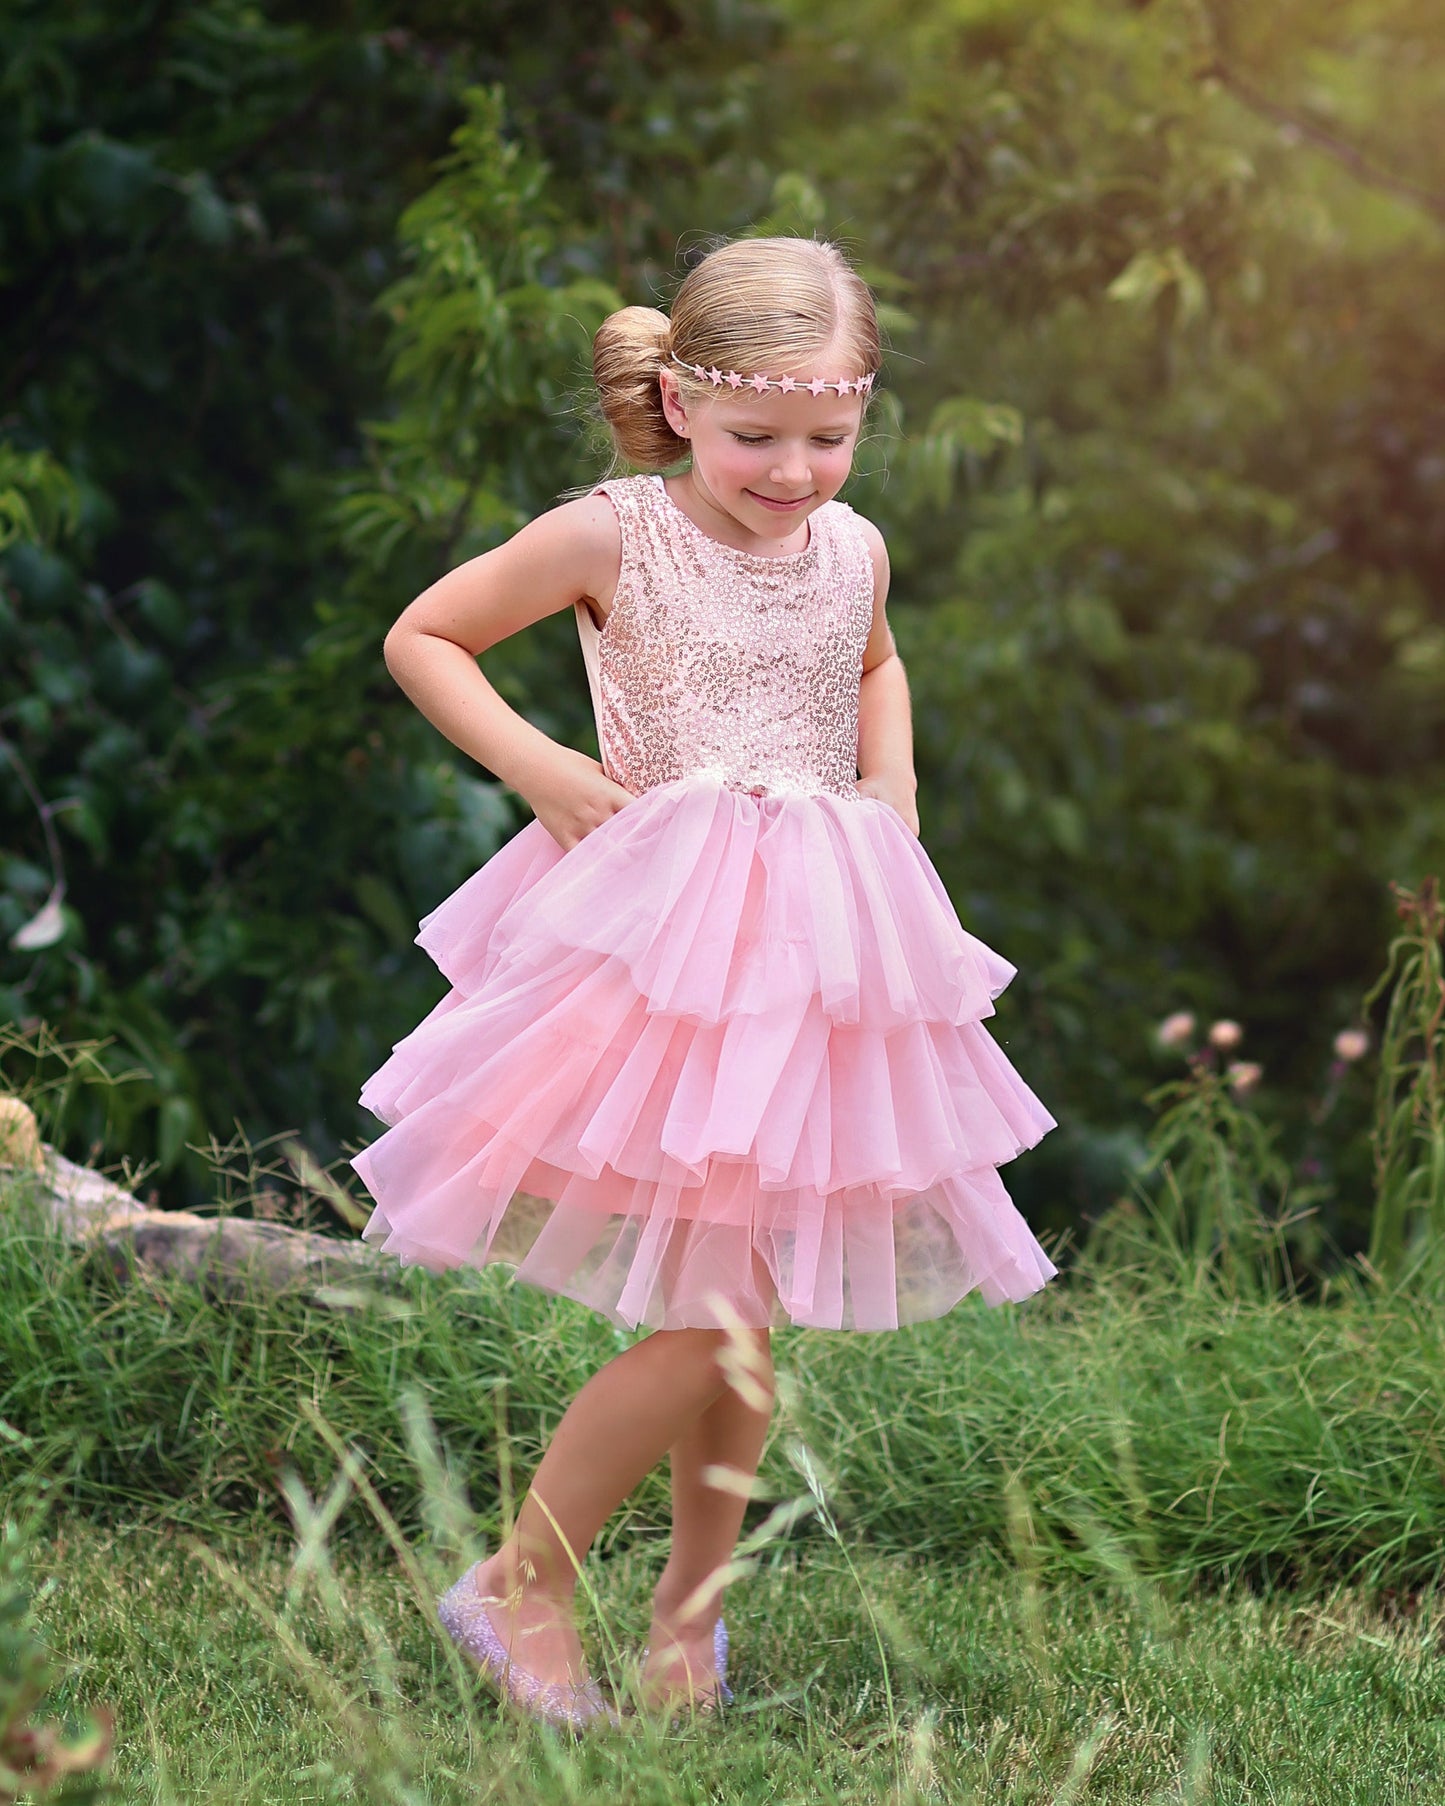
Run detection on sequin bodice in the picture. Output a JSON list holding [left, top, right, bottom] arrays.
[[574, 474, 875, 799]]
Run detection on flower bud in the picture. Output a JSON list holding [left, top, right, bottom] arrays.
[[1227, 1060, 1262, 1096], [1332, 1027, 1369, 1063], [1208, 1018, 1243, 1049], [1156, 1010, 1196, 1048]]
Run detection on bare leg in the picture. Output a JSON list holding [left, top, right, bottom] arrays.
[[469, 1325, 739, 1688], [642, 1328, 775, 1706]]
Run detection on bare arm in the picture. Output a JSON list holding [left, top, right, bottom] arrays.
[[854, 519, 920, 835], [381, 492, 633, 850]]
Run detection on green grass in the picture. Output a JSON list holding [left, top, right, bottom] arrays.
[[20, 1512, 1445, 1805], [10, 889, 1444, 1804], [4, 1170, 1445, 1597], [8, 1173, 1445, 1801]]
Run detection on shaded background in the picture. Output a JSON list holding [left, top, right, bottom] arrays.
[[3, 0, 1443, 1262]]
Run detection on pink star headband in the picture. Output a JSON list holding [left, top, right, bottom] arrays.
[[670, 357, 876, 398]]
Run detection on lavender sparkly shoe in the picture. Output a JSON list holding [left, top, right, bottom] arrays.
[[436, 1563, 614, 1731], [637, 1616, 734, 1715], [713, 1616, 735, 1706]]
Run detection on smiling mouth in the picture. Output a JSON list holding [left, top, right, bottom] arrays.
[[746, 490, 814, 512]]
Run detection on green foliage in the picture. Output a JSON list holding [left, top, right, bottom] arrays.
[[1, 2, 469, 1190], [1126, 1061, 1299, 1300], [0, 449, 79, 556], [1363, 877, 1445, 1279], [0, 1022, 155, 1191], [332, 84, 621, 573], [1074, 871, 1441, 1303], [0, 18, 626, 1200]]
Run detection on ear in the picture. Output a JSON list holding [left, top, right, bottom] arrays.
[[658, 367, 692, 439]]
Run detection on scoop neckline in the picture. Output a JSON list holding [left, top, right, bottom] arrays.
[[652, 475, 820, 563]]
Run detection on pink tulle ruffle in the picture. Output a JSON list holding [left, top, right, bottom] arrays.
[[352, 777, 1058, 1330]]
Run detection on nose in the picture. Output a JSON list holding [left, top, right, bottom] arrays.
[[769, 444, 812, 488]]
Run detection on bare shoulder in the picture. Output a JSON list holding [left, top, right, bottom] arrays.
[[534, 488, 622, 551], [517, 490, 623, 611], [387, 487, 624, 658]]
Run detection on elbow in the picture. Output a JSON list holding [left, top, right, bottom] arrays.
[[381, 621, 410, 678], [382, 616, 475, 682]]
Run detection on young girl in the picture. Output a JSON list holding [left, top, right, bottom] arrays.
[[351, 235, 1058, 1728]]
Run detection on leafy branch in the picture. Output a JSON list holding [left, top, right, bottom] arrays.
[[1195, 1, 1445, 229]]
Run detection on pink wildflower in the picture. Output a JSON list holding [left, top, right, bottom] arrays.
[[1156, 1011, 1196, 1048]]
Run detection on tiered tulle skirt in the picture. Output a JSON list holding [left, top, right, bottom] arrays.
[[351, 777, 1059, 1331]]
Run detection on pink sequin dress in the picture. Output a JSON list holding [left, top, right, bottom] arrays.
[[350, 474, 1059, 1331]]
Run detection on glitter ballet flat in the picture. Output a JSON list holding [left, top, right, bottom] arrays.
[[636, 1615, 734, 1716], [436, 1563, 615, 1731]]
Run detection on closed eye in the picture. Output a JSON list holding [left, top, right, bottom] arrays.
[[730, 433, 851, 447]]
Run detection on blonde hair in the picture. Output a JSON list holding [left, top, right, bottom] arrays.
[[592, 236, 881, 472]]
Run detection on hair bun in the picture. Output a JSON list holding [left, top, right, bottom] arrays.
[[592, 306, 686, 471], [603, 305, 671, 358]]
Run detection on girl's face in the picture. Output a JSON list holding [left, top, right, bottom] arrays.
[[659, 357, 866, 550]]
